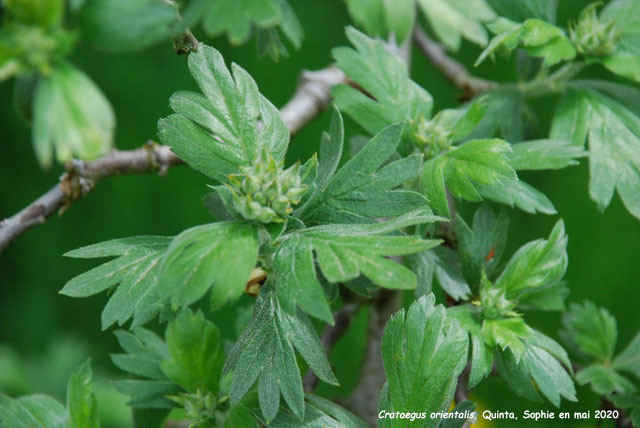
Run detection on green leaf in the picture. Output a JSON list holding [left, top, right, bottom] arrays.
[[487, 0, 557, 23], [382, 0, 415, 43], [482, 317, 533, 361], [67, 359, 99, 428], [495, 345, 576, 407], [332, 28, 432, 136], [494, 220, 567, 300], [161, 309, 224, 394], [516, 280, 568, 311], [61, 236, 172, 329], [454, 206, 509, 287], [447, 305, 493, 388], [79, 0, 180, 51], [420, 139, 515, 217], [276, 211, 441, 323], [0, 393, 66, 428], [262, 394, 370, 427], [609, 393, 640, 427], [379, 294, 469, 428], [476, 18, 576, 66], [552, 88, 640, 220], [601, 0, 640, 82], [33, 63, 114, 167], [469, 88, 525, 142], [477, 177, 557, 214], [343, 0, 385, 38], [406, 248, 471, 301], [510, 139, 587, 170], [575, 364, 636, 395], [613, 331, 640, 381], [417, 0, 496, 51], [201, 0, 280, 45], [436, 401, 477, 428], [559, 301, 617, 365], [158, 44, 288, 181], [223, 283, 337, 422], [110, 328, 179, 409], [303, 122, 426, 223], [159, 222, 259, 309]]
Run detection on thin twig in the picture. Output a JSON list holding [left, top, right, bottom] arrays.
[[303, 302, 361, 392], [0, 67, 346, 253], [412, 27, 498, 99]]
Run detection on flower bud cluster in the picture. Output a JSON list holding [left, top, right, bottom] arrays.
[[228, 150, 308, 223], [570, 4, 618, 57], [479, 286, 517, 319], [410, 115, 453, 158]]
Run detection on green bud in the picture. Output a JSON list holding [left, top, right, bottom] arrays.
[[570, 3, 618, 57], [478, 273, 516, 319], [410, 114, 454, 158], [228, 148, 308, 223]]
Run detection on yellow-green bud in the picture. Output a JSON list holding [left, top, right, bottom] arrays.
[[228, 149, 308, 223], [570, 3, 618, 57], [410, 114, 453, 158]]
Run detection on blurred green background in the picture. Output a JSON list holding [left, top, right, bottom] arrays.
[[1, 1, 639, 427]]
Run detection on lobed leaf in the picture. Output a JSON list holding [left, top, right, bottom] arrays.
[[420, 139, 515, 217], [379, 294, 469, 428], [61, 236, 172, 329]]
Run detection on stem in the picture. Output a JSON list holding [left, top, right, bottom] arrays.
[[412, 26, 499, 98], [513, 62, 586, 98]]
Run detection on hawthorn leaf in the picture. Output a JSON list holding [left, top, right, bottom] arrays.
[[67, 360, 99, 428], [382, 0, 415, 43], [447, 305, 493, 388], [416, 0, 496, 51], [601, 0, 640, 83], [261, 394, 370, 427], [494, 220, 567, 300], [61, 236, 172, 329], [223, 283, 337, 422], [516, 280, 569, 311], [160, 309, 224, 394], [510, 139, 587, 170], [482, 317, 532, 362], [110, 328, 179, 409], [559, 301, 617, 364], [454, 206, 509, 287], [420, 139, 515, 217], [159, 222, 259, 309], [436, 401, 477, 428], [476, 178, 557, 214], [610, 393, 640, 427], [332, 28, 432, 136], [79, 0, 179, 51], [406, 248, 471, 301], [379, 294, 469, 428], [0, 393, 66, 428], [552, 88, 640, 219], [487, 0, 557, 23], [343, 0, 385, 38], [276, 211, 441, 322], [33, 63, 114, 167], [495, 345, 576, 407], [158, 44, 288, 181], [476, 18, 575, 66], [613, 332, 640, 381], [201, 0, 281, 45], [302, 122, 426, 223], [575, 364, 636, 395]]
